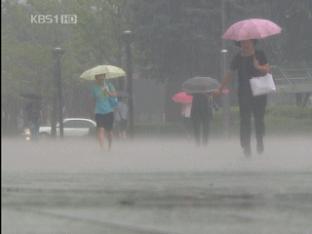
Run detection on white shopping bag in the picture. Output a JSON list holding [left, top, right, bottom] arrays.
[[249, 73, 276, 96]]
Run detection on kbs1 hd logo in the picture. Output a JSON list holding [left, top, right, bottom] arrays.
[[30, 14, 77, 24]]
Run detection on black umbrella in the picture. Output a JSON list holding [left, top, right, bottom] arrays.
[[182, 77, 219, 94]]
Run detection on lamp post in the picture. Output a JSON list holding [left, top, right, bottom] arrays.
[[123, 30, 134, 138], [221, 49, 230, 138], [52, 47, 65, 138], [221, 0, 230, 138]]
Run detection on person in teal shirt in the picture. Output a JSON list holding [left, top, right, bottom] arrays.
[[92, 74, 117, 150]]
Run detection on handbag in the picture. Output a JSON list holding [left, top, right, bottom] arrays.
[[249, 73, 276, 96], [109, 96, 118, 108], [106, 82, 118, 108]]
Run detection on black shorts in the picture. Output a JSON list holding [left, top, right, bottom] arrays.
[[95, 112, 114, 131]]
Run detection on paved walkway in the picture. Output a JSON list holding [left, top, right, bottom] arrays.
[[2, 137, 312, 234]]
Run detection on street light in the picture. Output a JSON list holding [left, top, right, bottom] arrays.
[[221, 0, 230, 138], [52, 47, 65, 138], [221, 48, 230, 138], [122, 30, 134, 138]]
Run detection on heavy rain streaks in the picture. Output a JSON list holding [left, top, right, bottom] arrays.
[[2, 0, 312, 233]]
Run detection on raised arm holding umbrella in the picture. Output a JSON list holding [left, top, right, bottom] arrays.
[[215, 18, 282, 157], [80, 65, 125, 151]]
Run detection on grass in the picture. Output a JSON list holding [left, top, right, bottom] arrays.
[[134, 105, 312, 136]]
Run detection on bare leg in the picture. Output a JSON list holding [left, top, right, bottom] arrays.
[[107, 130, 113, 150], [97, 127, 105, 148]]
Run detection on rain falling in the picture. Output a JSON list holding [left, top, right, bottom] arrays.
[[2, 1, 312, 233]]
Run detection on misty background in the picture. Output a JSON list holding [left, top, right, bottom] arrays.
[[2, 0, 312, 136], [2, 1, 312, 234]]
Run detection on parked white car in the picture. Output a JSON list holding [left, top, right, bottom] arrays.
[[39, 118, 96, 137]]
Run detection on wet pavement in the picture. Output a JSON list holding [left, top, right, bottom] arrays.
[[2, 137, 312, 234]]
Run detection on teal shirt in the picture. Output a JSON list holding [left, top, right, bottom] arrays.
[[91, 82, 114, 114]]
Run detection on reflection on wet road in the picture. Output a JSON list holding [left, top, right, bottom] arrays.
[[2, 138, 312, 234]]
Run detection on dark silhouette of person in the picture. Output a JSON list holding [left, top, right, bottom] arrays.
[[24, 100, 41, 139], [216, 39, 270, 156], [190, 93, 213, 146]]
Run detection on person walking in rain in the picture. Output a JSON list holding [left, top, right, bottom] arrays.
[[190, 93, 214, 146], [24, 99, 41, 140], [215, 39, 270, 156], [92, 74, 117, 150], [114, 97, 128, 139]]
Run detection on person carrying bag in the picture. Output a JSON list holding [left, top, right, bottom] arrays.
[[215, 40, 271, 156], [250, 73, 276, 96]]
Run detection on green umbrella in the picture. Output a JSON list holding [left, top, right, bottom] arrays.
[[80, 65, 126, 80]]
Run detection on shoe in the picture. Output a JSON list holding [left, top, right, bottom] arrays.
[[243, 146, 252, 157]]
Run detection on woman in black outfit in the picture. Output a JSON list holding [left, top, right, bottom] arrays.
[[215, 39, 270, 156]]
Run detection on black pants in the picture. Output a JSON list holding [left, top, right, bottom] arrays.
[[239, 94, 267, 149], [182, 117, 192, 133], [192, 115, 210, 146]]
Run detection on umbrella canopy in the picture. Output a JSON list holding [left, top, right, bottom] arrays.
[[182, 77, 219, 94], [222, 18, 281, 41], [172, 92, 193, 104], [80, 65, 126, 80]]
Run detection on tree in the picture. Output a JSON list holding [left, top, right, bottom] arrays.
[[129, 0, 312, 120], [1, 0, 129, 133]]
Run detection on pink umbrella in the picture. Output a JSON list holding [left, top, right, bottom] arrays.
[[172, 92, 193, 104], [222, 88, 230, 95], [222, 18, 281, 41]]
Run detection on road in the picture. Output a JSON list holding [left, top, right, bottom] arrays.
[[2, 136, 312, 234]]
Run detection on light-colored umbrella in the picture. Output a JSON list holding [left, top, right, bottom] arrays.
[[182, 77, 219, 94], [80, 65, 126, 80], [222, 18, 282, 41]]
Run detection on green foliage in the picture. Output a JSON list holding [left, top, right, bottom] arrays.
[[2, 0, 312, 133], [267, 105, 312, 119], [2, 0, 128, 117], [131, 0, 222, 82], [135, 105, 312, 136], [228, 105, 312, 134]]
